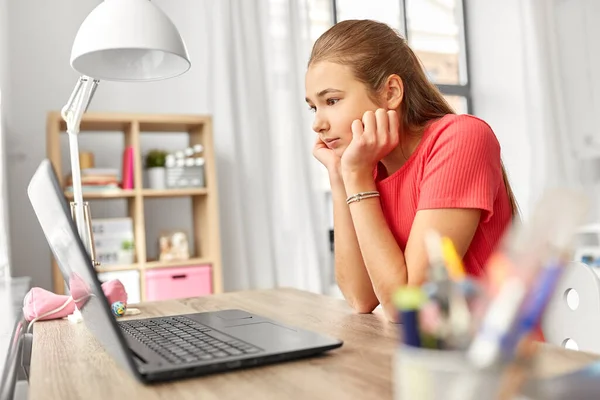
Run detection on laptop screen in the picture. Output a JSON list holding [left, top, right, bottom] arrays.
[[27, 159, 139, 378]]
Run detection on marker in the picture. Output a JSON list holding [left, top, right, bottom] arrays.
[[393, 287, 426, 347], [423, 230, 452, 316], [418, 300, 445, 349], [425, 230, 449, 282]]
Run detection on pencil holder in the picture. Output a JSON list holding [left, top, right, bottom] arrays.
[[393, 345, 538, 400]]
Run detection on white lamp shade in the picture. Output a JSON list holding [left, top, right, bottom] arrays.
[[70, 0, 191, 81]]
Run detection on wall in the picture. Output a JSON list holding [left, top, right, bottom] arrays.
[[466, 0, 533, 219], [4, 0, 212, 288]]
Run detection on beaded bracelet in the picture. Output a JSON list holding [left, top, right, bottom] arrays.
[[346, 191, 380, 205]]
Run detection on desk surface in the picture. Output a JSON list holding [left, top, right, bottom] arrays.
[[29, 288, 600, 400]]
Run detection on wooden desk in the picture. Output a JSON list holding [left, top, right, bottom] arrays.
[[28, 288, 600, 400]]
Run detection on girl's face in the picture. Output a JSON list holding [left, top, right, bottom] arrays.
[[305, 61, 383, 157]]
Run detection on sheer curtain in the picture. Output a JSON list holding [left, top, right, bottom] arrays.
[[204, 0, 330, 293], [520, 0, 600, 221], [0, 0, 11, 279], [0, 93, 9, 280]]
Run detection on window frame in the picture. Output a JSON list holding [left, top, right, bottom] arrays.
[[330, 0, 473, 114]]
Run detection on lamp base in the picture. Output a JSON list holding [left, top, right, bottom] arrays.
[[70, 201, 101, 268]]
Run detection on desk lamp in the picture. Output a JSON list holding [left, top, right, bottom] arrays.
[[62, 0, 190, 266]]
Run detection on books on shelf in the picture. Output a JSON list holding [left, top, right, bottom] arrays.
[[63, 147, 134, 194], [64, 167, 120, 193]]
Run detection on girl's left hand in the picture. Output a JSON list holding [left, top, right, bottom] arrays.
[[341, 108, 400, 176]]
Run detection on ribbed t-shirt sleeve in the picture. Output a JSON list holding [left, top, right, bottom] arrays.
[[417, 116, 503, 222]]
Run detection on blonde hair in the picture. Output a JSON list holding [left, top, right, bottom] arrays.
[[308, 19, 519, 217]]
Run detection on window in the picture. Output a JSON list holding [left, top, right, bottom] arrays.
[[310, 0, 472, 114], [307, 0, 334, 42], [335, 0, 402, 32]]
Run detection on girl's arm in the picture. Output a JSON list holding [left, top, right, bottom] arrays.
[[344, 168, 480, 322], [329, 170, 379, 313]]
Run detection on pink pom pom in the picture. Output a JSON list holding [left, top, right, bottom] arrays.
[[102, 279, 128, 307]]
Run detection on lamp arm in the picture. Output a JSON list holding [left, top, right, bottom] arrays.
[[61, 76, 100, 259], [61, 76, 99, 130]]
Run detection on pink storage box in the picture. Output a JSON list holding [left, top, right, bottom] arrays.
[[145, 265, 212, 301]]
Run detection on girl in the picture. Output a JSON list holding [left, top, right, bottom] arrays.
[[305, 20, 517, 323]]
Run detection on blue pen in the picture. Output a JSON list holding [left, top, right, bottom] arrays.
[[502, 258, 564, 358]]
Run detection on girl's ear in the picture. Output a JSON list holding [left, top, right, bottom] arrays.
[[384, 74, 404, 110]]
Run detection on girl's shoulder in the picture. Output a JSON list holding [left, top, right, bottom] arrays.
[[421, 113, 501, 156], [424, 113, 498, 144]]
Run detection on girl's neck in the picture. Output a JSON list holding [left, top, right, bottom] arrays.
[[380, 124, 423, 177]]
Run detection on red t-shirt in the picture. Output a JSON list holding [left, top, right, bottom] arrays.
[[374, 113, 513, 277]]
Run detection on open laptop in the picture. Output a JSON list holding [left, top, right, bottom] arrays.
[[27, 159, 342, 383]]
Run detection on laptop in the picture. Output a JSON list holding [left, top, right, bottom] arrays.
[[27, 159, 343, 383]]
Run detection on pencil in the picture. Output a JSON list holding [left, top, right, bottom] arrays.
[[441, 236, 466, 281]]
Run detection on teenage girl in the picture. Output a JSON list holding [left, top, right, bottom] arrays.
[[305, 20, 517, 322]]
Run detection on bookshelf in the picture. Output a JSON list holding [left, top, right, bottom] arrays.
[[46, 111, 223, 301]]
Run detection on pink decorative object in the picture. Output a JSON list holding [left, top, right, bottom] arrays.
[[22, 279, 129, 322], [121, 146, 134, 190], [23, 287, 76, 322], [102, 279, 128, 306], [145, 265, 211, 301]]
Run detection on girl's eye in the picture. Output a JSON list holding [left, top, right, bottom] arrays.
[[308, 105, 316, 113], [326, 98, 339, 106]]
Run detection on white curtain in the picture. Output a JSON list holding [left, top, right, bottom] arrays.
[[0, 0, 11, 279], [204, 0, 331, 293], [520, 0, 600, 221]]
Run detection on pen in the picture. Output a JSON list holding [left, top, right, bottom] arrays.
[[425, 233, 473, 350], [418, 300, 445, 349], [423, 231, 452, 310], [466, 252, 529, 369], [502, 257, 565, 359], [393, 286, 426, 347]]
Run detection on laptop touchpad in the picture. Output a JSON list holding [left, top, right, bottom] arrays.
[[223, 322, 298, 347]]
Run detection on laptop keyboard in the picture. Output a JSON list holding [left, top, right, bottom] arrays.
[[120, 316, 262, 364]]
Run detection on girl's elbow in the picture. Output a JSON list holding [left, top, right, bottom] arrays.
[[382, 304, 400, 323], [349, 298, 379, 314]]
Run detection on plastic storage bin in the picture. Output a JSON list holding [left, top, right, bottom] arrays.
[[145, 265, 212, 301]]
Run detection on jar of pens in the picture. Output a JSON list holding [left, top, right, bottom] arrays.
[[392, 190, 590, 400]]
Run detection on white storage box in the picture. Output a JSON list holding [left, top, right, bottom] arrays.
[[97, 269, 141, 304]]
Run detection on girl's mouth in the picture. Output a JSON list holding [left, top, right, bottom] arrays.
[[324, 138, 340, 148]]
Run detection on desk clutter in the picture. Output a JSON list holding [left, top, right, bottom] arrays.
[[393, 189, 591, 400], [21, 278, 138, 332]]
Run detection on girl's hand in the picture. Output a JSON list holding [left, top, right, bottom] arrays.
[[341, 109, 400, 176], [313, 134, 341, 173]]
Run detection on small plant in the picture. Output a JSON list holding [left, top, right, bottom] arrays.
[[145, 149, 168, 168], [121, 239, 134, 251]]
